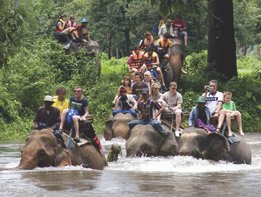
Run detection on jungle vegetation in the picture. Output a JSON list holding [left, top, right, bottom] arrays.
[[0, 0, 260, 139]]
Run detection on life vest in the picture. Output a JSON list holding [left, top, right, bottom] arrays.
[[144, 37, 154, 46], [130, 51, 143, 70], [55, 19, 67, 32], [159, 37, 170, 48], [67, 20, 76, 28], [144, 52, 157, 66]]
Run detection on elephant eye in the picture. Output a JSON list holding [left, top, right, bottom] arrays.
[[37, 148, 47, 157]]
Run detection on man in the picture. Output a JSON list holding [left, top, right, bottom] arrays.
[[128, 89, 166, 136], [161, 81, 183, 136], [127, 46, 145, 72], [77, 18, 90, 42], [172, 15, 188, 47], [158, 19, 175, 38], [203, 80, 224, 131], [155, 33, 173, 64], [131, 72, 149, 100], [203, 80, 223, 117], [34, 95, 64, 144], [59, 86, 89, 143], [112, 86, 137, 117], [53, 87, 69, 114]]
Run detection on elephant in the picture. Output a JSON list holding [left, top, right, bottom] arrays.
[[17, 129, 108, 170], [104, 113, 135, 140], [163, 38, 185, 87], [126, 124, 178, 157], [178, 127, 252, 164]]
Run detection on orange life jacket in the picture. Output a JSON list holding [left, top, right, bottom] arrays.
[[159, 37, 170, 48], [55, 19, 66, 32], [144, 36, 154, 46], [130, 51, 143, 70], [144, 52, 157, 66]]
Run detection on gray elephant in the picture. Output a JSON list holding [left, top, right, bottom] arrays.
[[178, 127, 252, 164], [126, 124, 178, 157], [104, 113, 135, 140], [17, 129, 107, 170]]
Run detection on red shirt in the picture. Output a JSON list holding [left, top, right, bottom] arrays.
[[172, 19, 187, 30]]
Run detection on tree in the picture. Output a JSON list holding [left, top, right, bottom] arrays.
[[151, 0, 238, 80], [208, 0, 237, 79]]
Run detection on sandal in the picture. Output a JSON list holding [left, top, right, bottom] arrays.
[[74, 137, 80, 143]]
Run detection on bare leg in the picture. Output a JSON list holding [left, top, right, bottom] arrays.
[[233, 111, 244, 135], [216, 110, 226, 131], [59, 109, 69, 130], [182, 31, 188, 47], [175, 111, 182, 130], [72, 116, 80, 138], [156, 67, 166, 86], [226, 112, 233, 136]]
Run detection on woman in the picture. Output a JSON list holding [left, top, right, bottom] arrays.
[[112, 76, 132, 105]]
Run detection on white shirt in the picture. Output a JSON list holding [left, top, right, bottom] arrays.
[[204, 91, 223, 114]]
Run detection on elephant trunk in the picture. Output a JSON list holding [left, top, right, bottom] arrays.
[[17, 154, 38, 170], [178, 147, 203, 159]]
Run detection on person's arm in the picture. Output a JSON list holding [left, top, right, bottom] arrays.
[[188, 109, 194, 127], [33, 109, 41, 129], [50, 110, 61, 130], [127, 55, 133, 72]]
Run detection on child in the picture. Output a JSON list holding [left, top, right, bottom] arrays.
[[222, 91, 244, 136]]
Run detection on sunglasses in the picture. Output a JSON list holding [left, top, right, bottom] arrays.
[[74, 90, 82, 93]]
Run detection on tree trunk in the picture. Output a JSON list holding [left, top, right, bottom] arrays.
[[124, 28, 130, 55], [208, 0, 237, 80]]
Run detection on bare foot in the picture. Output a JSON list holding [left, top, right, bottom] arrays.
[[239, 131, 245, 136]]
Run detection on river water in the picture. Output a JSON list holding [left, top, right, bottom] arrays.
[[1, 133, 261, 197]]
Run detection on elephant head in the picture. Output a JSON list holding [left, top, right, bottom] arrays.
[[178, 127, 252, 164], [126, 124, 178, 157], [18, 129, 71, 170], [104, 113, 135, 140], [84, 40, 101, 56]]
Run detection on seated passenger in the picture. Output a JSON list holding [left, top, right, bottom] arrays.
[[140, 31, 154, 50], [112, 76, 132, 105], [160, 82, 183, 136], [155, 33, 173, 65], [158, 19, 176, 38], [218, 91, 244, 136], [128, 89, 167, 136], [67, 16, 79, 41], [143, 45, 167, 91], [54, 14, 77, 43], [59, 86, 89, 143], [127, 46, 146, 72], [143, 71, 154, 94], [53, 87, 69, 114], [131, 72, 149, 100], [112, 87, 137, 118], [172, 15, 188, 47], [34, 95, 64, 145], [188, 96, 216, 133], [77, 18, 90, 42]]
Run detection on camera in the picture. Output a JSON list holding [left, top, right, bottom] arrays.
[[204, 85, 212, 91]]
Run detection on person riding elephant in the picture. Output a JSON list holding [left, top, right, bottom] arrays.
[[178, 127, 252, 164], [33, 95, 64, 146], [17, 129, 107, 170], [126, 124, 177, 157], [77, 18, 90, 42]]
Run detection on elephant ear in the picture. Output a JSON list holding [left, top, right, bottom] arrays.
[[203, 133, 230, 162], [104, 117, 113, 140]]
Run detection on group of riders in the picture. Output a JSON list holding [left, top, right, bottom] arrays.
[[54, 14, 90, 49], [32, 14, 244, 155]]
